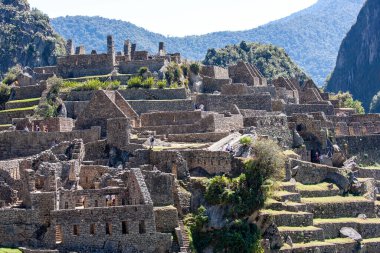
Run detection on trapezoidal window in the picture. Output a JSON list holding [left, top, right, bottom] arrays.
[[90, 224, 95, 235], [122, 221, 128, 234], [73, 225, 79, 236], [106, 223, 112, 235], [139, 220, 146, 234]]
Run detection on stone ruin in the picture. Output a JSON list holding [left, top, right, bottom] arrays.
[[1, 38, 380, 252]]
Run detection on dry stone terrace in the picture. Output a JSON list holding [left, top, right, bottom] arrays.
[[1, 37, 380, 253]]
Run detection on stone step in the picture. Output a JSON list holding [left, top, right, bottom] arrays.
[[302, 196, 376, 219], [358, 167, 380, 180], [278, 226, 324, 243], [324, 238, 358, 253], [296, 182, 341, 198], [279, 241, 337, 253], [273, 191, 301, 203], [362, 237, 380, 253], [278, 182, 297, 193], [261, 209, 314, 227], [314, 217, 380, 239], [5, 97, 41, 110], [265, 199, 307, 212]]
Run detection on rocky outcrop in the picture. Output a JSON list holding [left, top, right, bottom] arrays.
[[326, 0, 380, 111], [0, 0, 65, 76]]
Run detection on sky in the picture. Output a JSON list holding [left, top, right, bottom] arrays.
[[28, 0, 318, 37]]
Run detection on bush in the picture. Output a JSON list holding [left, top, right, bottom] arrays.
[[170, 82, 179, 89], [72, 79, 105, 91], [165, 62, 183, 84], [157, 79, 167, 89], [0, 83, 11, 106], [330, 91, 365, 114], [127, 76, 143, 89], [2, 65, 22, 85], [190, 62, 201, 75], [105, 80, 121, 90], [141, 77, 155, 89], [181, 64, 190, 77], [239, 136, 253, 146], [138, 67, 149, 77]]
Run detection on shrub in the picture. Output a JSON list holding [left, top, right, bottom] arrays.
[[165, 62, 183, 84], [157, 79, 167, 89], [190, 62, 201, 75], [0, 83, 11, 106], [239, 136, 253, 146], [72, 79, 105, 91], [330, 91, 365, 114], [181, 64, 190, 77], [127, 76, 143, 89], [138, 67, 149, 77], [141, 77, 155, 89], [2, 65, 22, 85], [105, 80, 121, 90], [170, 82, 179, 89]]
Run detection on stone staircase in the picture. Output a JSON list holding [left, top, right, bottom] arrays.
[[177, 221, 190, 253], [262, 180, 380, 252]]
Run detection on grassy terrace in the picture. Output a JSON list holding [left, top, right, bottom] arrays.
[[6, 97, 40, 104], [281, 241, 335, 249], [314, 217, 380, 224], [0, 249, 21, 253], [301, 196, 371, 203], [278, 226, 321, 231], [0, 106, 37, 113], [296, 182, 339, 191]]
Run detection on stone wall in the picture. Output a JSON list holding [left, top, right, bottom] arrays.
[[11, 83, 47, 100], [153, 206, 179, 233], [51, 206, 171, 253], [0, 108, 36, 124], [0, 127, 101, 160], [167, 132, 229, 143], [202, 76, 231, 93], [128, 99, 194, 115], [284, 103, 335, 116], [201, 66, 229, 79], [196, 93, 272, 112], [32, 118, 74, 132], [143, 170, 175, 206], [57, 54, 114, 78], [336, 135, 380, 164], [119, 58, 167, 74]]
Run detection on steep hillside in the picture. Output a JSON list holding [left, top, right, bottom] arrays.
[[51, 0, 365, 85], [0, 0, 65, 76], [326, 0, 380, 111], [203, 41, 309, 82]]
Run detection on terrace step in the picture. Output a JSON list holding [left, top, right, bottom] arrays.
[[279, 241, 337, 253], [278, 226, 325, 243], [273, 191, 301, 203], [5, 97, 41, 110], [265, 199, 307, 212], [362, 237, 380, 253], [296, 182, 341, 198], [314, 217, 380, 239], [278, 182, 297, 193], [302, 196, 376, 218], [261, 209, 314, 227]]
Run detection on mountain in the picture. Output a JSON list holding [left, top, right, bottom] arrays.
[[51, 0, 365, 85], [326, 0, 380, 111], [203, 41, 309, 82], [0, 0, 65, 76]]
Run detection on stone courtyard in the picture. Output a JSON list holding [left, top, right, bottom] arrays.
[[1, 37, 380, 253]]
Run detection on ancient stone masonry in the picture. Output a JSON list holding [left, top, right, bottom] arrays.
[[3, 37, 380, 253]]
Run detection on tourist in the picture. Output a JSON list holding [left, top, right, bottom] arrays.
[[35, 125, 40, 132], [149, 135, 155, 149]]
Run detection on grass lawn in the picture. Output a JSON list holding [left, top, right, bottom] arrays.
[[6, 97, 40, 104], [302, 196, 370, 203], [0, 105, 37, 113], [296, 182, 339, 191], [0, 248, 21, 253]]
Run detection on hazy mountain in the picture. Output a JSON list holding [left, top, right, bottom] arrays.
[[0, 0, 65, 76], [51, 0, 365, 86], [326, 0, 380, 111]]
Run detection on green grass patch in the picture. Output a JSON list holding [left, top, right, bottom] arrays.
[[302, 196, 370, 203], [314, 217, 380, 224], [0, 106, 37, 113], [261, 209, 309, 215], [278, 226, 321, 231], [296, 182, 339, 191], [363, 237, 380, 243], [6, 97, 40, 104], [0, 248, 22, 253]]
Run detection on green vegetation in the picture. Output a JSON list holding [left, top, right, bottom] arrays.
[[165, 62, 183, 85], [2, 65, 22, 85], [127, 76, 143, 89], [141, 77, 155, 89], [203, 41, 309, 83], [62, 79, 121, 91], [0, 248, 22, 253], [190, 62, 201, 75], [330, 91, 365, 114], [0, 106, 37, 113], [157, 79, 167, 89], [6, 97, 40, 104], [239, 136, 253, 146], [0, 1, 65, 77], [185, 139, 285, 252], [0, 83, 11, 108]]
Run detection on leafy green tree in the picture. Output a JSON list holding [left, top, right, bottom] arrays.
[[330, 91, 365, 114]]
